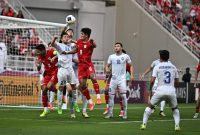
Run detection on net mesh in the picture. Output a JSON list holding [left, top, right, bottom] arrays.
[[0, 16, 64, 108]]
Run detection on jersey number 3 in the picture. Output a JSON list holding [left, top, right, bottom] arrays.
[[164, 71, 171, 84]]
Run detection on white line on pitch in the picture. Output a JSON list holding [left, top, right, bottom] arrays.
[[0, 118, 199, 124]]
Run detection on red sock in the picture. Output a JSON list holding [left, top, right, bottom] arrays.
[[93, 82, 100, 94], [105, 95, 109, 104], [81, 88, 91, 100], [42, 91, 48, 107], [105, 84, 109, 104], [120, 98, 123, 111]]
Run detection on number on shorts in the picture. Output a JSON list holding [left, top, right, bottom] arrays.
[[61, 80, 66, 86]]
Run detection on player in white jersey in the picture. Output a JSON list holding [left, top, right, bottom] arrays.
[[0, 41, 7, 73], [141, 50, 167, 116], [140, 50, 181, 131], [105, 42, 133, 119], [51, 32, 77, 118]]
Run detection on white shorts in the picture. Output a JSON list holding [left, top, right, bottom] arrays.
[[152, 79, 158, 92], [57, 67, 76, 86], [109, 78, 127, 95], [150, 86, 178, 108]]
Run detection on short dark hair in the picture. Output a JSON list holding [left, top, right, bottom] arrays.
[[186, 67, 190, 71], [159, 50, 169, 61], [81, 28, 91, 37], [67, 28, 73, 33], [59, 31, 68, 43], [115, 42, 123, 48], [159, 50, 163, 55], [35, 44, 46, 51]]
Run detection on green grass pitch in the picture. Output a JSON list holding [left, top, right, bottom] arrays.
[[0, 104, 199, 135]]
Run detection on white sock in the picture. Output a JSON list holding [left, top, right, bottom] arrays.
[[173, 109, 180, 126], [44, 107, 48, 112], [97, 94, 101, 99], [62, 103, 67, 109], [88, 99, 93, 104], [121, 94, 127, 116], [69, 97, 74, 113], [82, 95, 88, 113], [57, 90, 63, 108], [160, 100, 166, 111], [72, 90, 77, 103], [49, 91, 55, 103], [108, 94, 115, 114], [142, 107, 152, 124]]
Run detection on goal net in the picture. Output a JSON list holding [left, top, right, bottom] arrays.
[[0, 16, 66, 108]]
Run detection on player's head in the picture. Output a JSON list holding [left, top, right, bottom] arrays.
[[186, 67, 190, 73], [35, 44, 46, 56], [80, 28, 91, 40], [60, 32, 70, 44], [48, 42, 52, 47], [159, 50, 169, 61], [114, 42, 123, 53], [66, 28, 74, 38]]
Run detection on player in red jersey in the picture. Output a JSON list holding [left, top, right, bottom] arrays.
[[34, 44, 58, 117], [66, 28, 100, 111], [194, 62, 200, 118]]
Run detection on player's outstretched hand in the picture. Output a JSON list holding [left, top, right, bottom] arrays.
[[140, 74, 145, 80]]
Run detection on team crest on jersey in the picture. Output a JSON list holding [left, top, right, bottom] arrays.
[[84, 45, 87, 48], [121, 57, 124, 61]]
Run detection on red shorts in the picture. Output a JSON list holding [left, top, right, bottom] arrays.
[[78, 63, 96, 80], [42, 71, 58, 87]]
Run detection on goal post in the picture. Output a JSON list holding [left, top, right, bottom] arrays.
[[0, 16, 66, 108]]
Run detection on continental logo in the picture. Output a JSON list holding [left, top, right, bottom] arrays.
[[0, 80, 34, 96]]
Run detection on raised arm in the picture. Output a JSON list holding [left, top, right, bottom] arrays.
[[90, 39, 96, 48], [35, 58, 42, 72]]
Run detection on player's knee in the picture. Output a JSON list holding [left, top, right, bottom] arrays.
[[171, 106, 178, 111], [59, 85, 65, 91], [120, 93, 126, 100], [148, 103, 155, 109]]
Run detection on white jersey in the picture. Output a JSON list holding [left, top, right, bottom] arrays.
[[152, 62, 179, 89], [0, 42, 7, 71], [107, 53, 132, 80], [151, 59, 161, 68], [55, 42, 75, 69]]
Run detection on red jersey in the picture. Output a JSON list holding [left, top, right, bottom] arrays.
[[197, 64, 200, 72], [37, 48, 57, 75], [76, 39, 94, 65], [126, 64, 131, 73]]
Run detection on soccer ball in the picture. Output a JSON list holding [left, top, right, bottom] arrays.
[[66, 15, 76, 24]]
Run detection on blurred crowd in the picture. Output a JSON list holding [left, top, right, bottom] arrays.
[[0, 0, 42, 56], [146, 0, 200, 46]]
